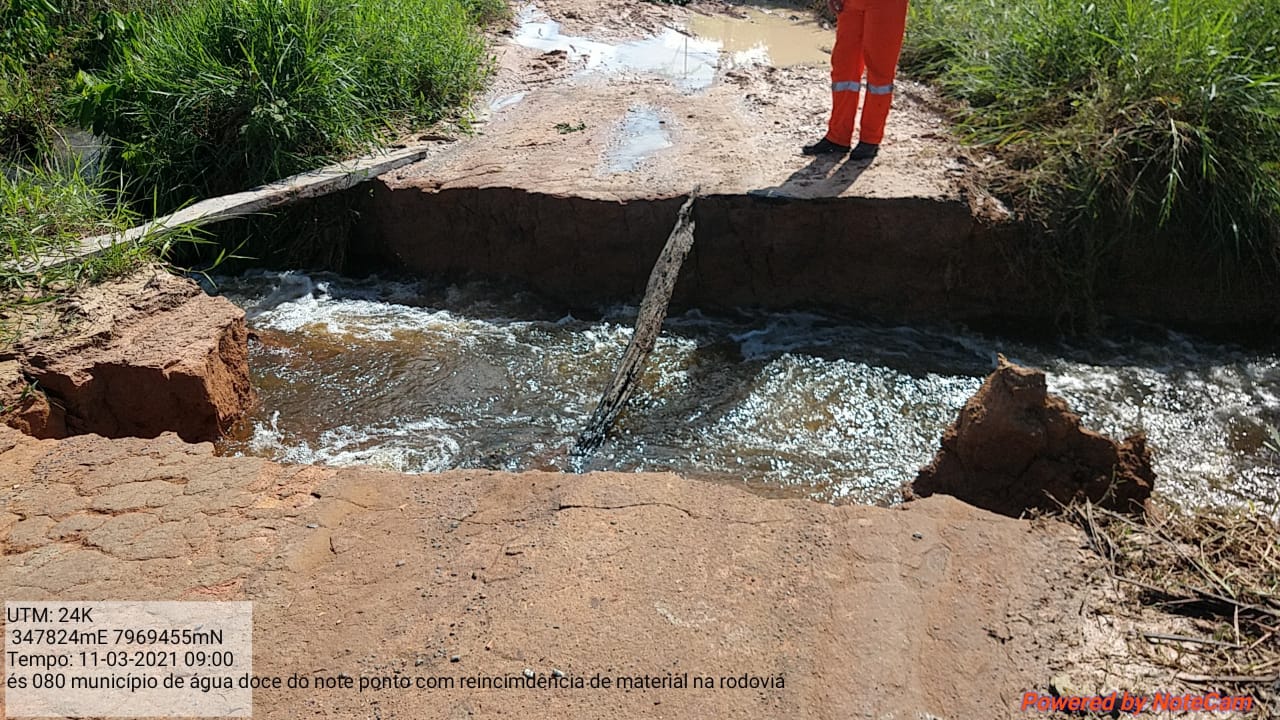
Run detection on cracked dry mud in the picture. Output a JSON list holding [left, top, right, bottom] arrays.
[[1, 425, 1114, 719]]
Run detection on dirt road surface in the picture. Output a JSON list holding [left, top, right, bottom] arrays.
[[1, 426, 1104, 719]]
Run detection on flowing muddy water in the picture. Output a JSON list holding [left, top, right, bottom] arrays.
[[214, 271, 1280, 510]]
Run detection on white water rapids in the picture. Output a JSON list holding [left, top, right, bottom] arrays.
[[212, 270, 1280, 511]]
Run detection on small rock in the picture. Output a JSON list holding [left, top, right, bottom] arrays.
[[450, 655, 461, 663], [522, 668, 535, 679], [552, 668, 565, 678], [1049, 673, 1077, 697], [912, 532, 924, 540], [306, 523, 319, 529], [396, 560, 406, 567]]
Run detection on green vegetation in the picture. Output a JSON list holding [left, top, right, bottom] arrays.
[[902, 0, 1280, 279], [0, 0, 143, 159], [0, 162, 155, 306], [77, 0, 495, 212], [555, 120, 587, 134], [461, 0, 510, 24], [0, 0, 169, 332], [1, 0, 498, 321]]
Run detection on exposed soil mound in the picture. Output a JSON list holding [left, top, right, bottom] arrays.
[[910, 355, 1154, 516], [1, 268, 254, 442]]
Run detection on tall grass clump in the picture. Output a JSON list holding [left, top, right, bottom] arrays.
[[0, 162, 156, 303], [78, 0, 492, 212], [460, 0, 511, 24], [902, 0, 1280, 282]]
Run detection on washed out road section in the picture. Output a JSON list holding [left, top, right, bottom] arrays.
[[1, 425, 1093, 719]]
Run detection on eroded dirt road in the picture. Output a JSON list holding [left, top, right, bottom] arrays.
[[2, 426, 1102, 719]]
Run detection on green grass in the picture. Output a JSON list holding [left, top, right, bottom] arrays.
[[0, 0, 155, 159], [0, 158, 228, 347], [901, 0, 1280, 279], [460, 0, 511, 24], [1, 2, 162, 334], [2, 0, 497, 328], [0, 162, 157, 322], [77, 0, 494, 213]]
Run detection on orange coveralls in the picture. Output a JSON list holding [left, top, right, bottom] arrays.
[[825, 0, 910, 146]]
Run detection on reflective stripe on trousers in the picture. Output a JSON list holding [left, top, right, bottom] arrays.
[[825, 0, 909, 146]]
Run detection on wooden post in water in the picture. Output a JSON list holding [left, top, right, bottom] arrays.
[[570, 190, 698, 466]]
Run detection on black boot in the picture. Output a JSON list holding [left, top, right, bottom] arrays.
[[802, 138, 851, 156], [849, 141, 879, 160]]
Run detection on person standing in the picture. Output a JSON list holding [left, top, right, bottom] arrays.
[[802, 0, 910, 160]]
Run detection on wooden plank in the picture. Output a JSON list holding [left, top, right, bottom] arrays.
[[570, 190, 698, 465], [21, 143, 443, 273]]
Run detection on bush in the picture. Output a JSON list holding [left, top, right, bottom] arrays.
[[78, 0, 493, 211], [460, 0, 510, 24], [902, 0, 1280, 275], [0, 0, 148, 158]]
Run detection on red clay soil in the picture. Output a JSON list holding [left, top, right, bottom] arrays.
[[0, 269, 254, 443], [911, 356, 1155, 517], [0, 426, 1105, 719]]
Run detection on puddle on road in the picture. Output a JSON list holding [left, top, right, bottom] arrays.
[[510, 4, 829, 91], [602, 106, 673, 173], [489, 92, 526, 113], [686, 7, 831, 68], [513, 6, 720, 91]]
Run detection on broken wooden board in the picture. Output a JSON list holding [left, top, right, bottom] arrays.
[[570, 191, 698, 465], [20, 143, 445, 273]]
